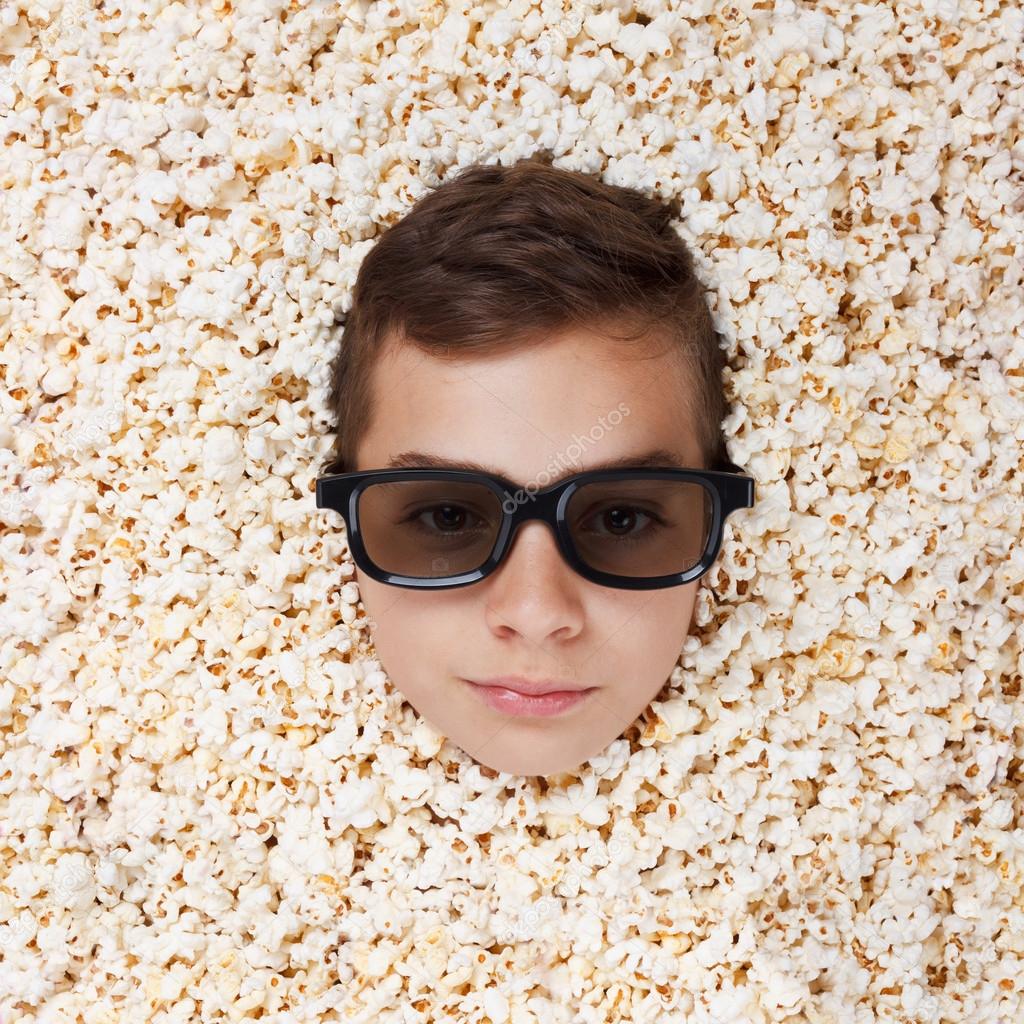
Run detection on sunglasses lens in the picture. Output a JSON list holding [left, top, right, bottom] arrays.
[[358, 480, 503, 578], [565, 478, 712, 579]]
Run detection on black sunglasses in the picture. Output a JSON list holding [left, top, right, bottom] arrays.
[[315, 463, 755, 591]]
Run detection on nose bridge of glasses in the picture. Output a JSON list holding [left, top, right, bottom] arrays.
[[497, 486, 573, 575], [502, 479, 569, 532]]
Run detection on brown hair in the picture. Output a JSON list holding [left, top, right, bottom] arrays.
[[320, 151, 731, 476]]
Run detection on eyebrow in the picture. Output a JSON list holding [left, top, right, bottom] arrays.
[[384, 447, 691, 486]]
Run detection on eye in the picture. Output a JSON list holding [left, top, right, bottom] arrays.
[[578, 505, 666, 540], [405, 503, 489, 535]]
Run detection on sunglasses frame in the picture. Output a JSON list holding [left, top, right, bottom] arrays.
[[315, 464, 756, 591]]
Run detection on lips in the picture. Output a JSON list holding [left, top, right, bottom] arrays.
[[465, 679, 596, 718], [468, 676, 594, 697]]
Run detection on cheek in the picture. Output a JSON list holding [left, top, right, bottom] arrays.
[[354, 576, 457, 652], [601, 588, 697, 652], [675, 584, 699, 632], [628, 585, 697, 621]]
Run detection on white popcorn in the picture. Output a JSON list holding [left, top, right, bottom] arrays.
[[201, 424, 245, 485], [566, 52, 611, 94], [1, 2, 1020, 1020], [40, 363, 74, 397]]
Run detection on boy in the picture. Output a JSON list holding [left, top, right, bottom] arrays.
[[316, 153, 753, 777]]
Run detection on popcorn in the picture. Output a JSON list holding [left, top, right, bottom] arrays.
[[201, 425, 245, 485], [0, 0, 1020, 1020]]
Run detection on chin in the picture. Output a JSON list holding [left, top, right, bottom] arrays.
[[473, 751, 585, 778]]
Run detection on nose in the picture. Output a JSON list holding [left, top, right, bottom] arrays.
[[482, 520, 585, 644]]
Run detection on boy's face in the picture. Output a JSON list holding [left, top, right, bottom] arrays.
[[351, 324, 703, 777]]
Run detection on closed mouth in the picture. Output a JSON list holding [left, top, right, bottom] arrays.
[[466, 677, 595, 697]]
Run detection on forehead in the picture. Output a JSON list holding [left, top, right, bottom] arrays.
[[383, 446, 693, 488], [356, 325, 702, 475]]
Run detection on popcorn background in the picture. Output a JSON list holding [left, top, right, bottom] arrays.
[[1, 0, 1023, 1021]]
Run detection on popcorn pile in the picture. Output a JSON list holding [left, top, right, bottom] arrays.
[[1, 0, 1022, 1022]]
